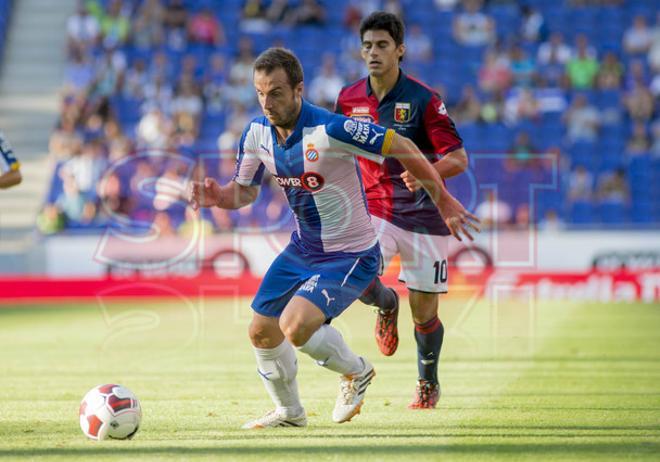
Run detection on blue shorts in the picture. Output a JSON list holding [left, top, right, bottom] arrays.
[[251, 236, 381, 319]]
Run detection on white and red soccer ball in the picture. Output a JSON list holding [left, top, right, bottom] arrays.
[[79, 384, 142, 441]]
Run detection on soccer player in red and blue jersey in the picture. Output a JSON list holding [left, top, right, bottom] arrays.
[[335, 12, 473, 409], [0, 131, 22, 189]]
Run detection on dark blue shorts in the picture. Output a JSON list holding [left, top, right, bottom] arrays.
[[251, 237, 381, 319]]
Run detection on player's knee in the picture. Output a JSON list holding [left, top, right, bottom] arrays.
[[279, 319, 312, 347], [248, 319, 274, 348], [410, 292, 439, 324]]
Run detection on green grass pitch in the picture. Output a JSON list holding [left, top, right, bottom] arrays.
[[0, 296, 659, 461]]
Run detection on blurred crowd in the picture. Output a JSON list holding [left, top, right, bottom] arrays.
[[39, 0, 659, 234]]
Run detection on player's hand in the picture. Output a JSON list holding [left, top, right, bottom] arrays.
[[436, 194, 481, 242], [189, 177, 222, 210], [400, 170, 422, 192]]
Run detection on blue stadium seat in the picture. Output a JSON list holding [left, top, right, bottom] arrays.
[[599, 202, 628, 224]]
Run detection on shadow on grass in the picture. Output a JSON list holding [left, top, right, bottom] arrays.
[[1, 442, 659, 458]]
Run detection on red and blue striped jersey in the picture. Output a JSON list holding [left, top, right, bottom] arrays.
[[336, 70, 463, 236]]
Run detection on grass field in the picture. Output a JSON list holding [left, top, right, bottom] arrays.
[[1, 296, 659, 461]]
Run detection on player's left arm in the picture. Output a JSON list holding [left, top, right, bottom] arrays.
[[401, 94, 468, 191], [0, 132, 22, 189]]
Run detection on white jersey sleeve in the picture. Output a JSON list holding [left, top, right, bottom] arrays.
[[232, 122, 266, 187], [0, 131, 19, 174]]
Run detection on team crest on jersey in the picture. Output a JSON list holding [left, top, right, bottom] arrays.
[[305, 144, 319, 162], [394, 102, 411, 123], [437, 101, 448, 116]]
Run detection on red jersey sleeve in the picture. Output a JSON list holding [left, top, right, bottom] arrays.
[[423, 93, 463, 159]]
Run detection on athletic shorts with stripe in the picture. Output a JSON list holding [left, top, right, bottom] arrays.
[[371, 215, 449, 294], [251, 232, 382, 319]]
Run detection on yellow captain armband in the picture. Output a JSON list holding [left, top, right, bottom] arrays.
[[11, 162, 20, 171], [381, 129, 396, 156]]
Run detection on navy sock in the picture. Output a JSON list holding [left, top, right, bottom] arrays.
[[359, 277, 397, 311], [414, 316, 444, 384]]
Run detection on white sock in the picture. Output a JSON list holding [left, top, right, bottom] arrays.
[[298, 324, 363, 376], [253, 340, 304, 417]]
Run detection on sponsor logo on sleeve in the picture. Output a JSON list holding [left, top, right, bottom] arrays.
[[438, 102, 448, 116], [344, 119, 371, 144]]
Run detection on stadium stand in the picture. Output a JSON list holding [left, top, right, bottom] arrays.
[[40, 0, 660, 235], [0, 0, 11, 67]]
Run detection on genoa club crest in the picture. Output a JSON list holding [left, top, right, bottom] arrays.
[[394, 102, 411, 123]]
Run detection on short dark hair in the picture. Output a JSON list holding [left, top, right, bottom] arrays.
[[253, 47, 304, 88], [359, 11, 405, 47]]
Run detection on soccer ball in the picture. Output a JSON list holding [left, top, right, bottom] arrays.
[[79, 384, 142, 441]]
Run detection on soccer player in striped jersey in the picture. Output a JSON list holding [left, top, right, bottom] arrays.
[[189, 48, 477, 428], [335, 12, 472, 409], [0, 131, 22, 189]]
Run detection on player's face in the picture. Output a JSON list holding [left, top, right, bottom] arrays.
[[361, 30, 405, 78], [254, 68, 304, 129]]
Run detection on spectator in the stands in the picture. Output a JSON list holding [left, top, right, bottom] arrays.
[[566, 35, 599, 89], [241, 0, 270, 33], [123, 58, 149, 100], [478, 50, 512, 93], [344, 0, 380, 29], [453, 0, 495, 47], [309, 54, 345, 110], [596, 168, 629, 204], [475, 190, 512, 229], [178, 207, 214, 238], [100, 0, 130, 49], [563, 94, 601, 143], [623, 15, 653, 55], [153, 211, 177, 237], [509, 44, 536, 87], [49, 116, 83, 161], [97, 171, 132, 218], [62, 138, 107, 196], [434, 0, 459, 11], [188, 7, 225, 46], [504, 88, 539, 125], [148, 51, 175, 83], [171, 78, 203, 137], [93, 48, 126, 98], [265, 0, 292, 25], [56, 172, 97, 225], [519, 5, 547, 44], [480, 90, 505, 124], [67, 1, 100, 56], [203, 53, 228, 114], [65, 48, 95, 94], [178, 54, 204, 84], [286, 0, 326, 26], [163, 0, 189, 50], [133, 0, 165, 50], [567, 165, 593, 204], [538, 209, 565, 231], [623, 78, 655, 123], [596, 51, 624, 89], [648, 13, 660, 72], [537, 32, 572, 66], [144, 75, 174, 114], [452, 85, 482, 124], [506, 131, 539, 171], [137, 106, 172, 149], [651, 121, 660, 157], [626, 121, 651, 156], [406, 24, 433, 63]]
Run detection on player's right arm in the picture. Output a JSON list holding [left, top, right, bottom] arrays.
[[189, 124, 263, 210], [0, 131, 22, 189]]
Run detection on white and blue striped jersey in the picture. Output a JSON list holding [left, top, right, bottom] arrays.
[[0, 131, 19, 174], [233, 100, 395, 254]]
